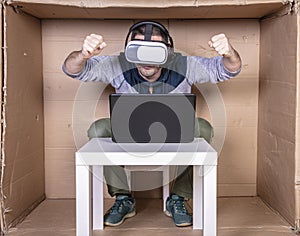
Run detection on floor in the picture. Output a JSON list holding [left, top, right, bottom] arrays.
[[7, 197, 296, 236]]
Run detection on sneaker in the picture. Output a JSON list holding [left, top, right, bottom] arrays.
[[165, 194, 192, 227], [104, 195, 136, 226]]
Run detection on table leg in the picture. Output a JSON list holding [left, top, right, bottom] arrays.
[[203, 165, 217, 236], [93, 165, 104, 230], [162, 166, 169, 212], [76, 165, 92, 236], [193, 165, 203, 230]]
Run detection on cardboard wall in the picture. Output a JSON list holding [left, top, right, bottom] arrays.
[[1, 0, 298, 231], [2, 7, 45, 227], [296, 11, 300, 229], [7, 0, 285, 19], [0, 3, 3, 232], [43, 19, 259, 198], [258, 11, 298, 225]]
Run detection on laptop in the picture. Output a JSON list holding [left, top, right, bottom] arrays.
[[109, 93, 196, 143]]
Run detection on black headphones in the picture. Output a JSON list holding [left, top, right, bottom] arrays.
[[124, 20, 174, 50]]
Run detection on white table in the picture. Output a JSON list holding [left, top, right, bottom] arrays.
[[75, 138, 218, 236]]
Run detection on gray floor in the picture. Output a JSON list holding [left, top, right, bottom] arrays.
[[7, 197, 296, 236]]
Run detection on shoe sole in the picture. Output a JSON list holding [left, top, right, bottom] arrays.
[[104, 210, 136, 227], [164, 210, 192, 227]]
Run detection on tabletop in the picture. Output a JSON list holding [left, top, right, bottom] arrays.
[[76, 138, 218, 166]]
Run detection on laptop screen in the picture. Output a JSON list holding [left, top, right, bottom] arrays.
[[109, 93, 196, 143]]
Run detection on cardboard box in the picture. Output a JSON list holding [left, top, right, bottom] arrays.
[[0, 0, 299, 233]]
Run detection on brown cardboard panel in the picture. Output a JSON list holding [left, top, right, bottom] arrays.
[[3, 7, 45, 227], [42, 20, 132, 74], [44, 100, 110, 148], [224, 105, 258, 127], [8, 0, 286, 7], [171, 21, 259, 55], [296, 14, 300, 225], [0, 3, 2, 144], [3, 110, 44, 166], [218, 197, 293, 229], [194, 96, 258, 128], [45, 148, 111, 199], [44, 73, 115, 101], [169, 19, 259, 77], [6, 198, 296, 235], [45, 148, 76, 198], [259, 110, 295, 143], [42, 19, 130, 103], [2, 151, 44, 190], [258, 11, 297, 225], [44, 74, 115, 102], [7, 1, 286, 19], [3, 152, 44, 225], [218, 79, 259, 106], [218, 183, 256, 196], [259, 16, 297, 85], [257, 130, 295, 224], [217, 127, 257, 185]]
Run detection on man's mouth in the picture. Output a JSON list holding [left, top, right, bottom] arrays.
[[138, 64, 158, 69], [143, 66, 154, 70]]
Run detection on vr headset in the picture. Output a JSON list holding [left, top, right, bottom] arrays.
[[124, 21, 174, 65]]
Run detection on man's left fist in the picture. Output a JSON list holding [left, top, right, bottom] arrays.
[[208, 33, 234, 57]]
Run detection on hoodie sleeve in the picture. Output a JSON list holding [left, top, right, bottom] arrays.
[[186, 56, 241, 84], [62, 55, 123, 84]]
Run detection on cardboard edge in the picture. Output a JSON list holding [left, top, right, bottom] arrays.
[[7, 194, 45, 229], [6, 0, 290, 8], [295, 5, 300, 233], [5, 1, 289, 20], [0, 2, 8, 234]]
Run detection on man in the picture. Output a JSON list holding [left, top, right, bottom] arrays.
[[62, 21, 241, 227]]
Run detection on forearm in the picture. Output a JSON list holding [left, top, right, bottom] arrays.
[[64, 50, 87, 74], [222, 48, 242, 73]]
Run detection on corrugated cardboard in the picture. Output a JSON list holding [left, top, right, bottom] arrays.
[[257, 7, 298, 225], [296, 9, 300, 231], [1, 0, 299, 233], [1, 5, 45, 231], [6, 198, 297, 236], [6, 0, 287, 19]]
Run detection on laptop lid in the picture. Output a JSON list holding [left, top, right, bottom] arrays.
[[109, 93, 196, 143]]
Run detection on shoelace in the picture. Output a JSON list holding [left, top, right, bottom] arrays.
[[110, 199, 123, 214], [174, 199, 188, 214]]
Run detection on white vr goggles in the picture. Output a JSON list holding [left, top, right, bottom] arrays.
[[125, 40, 168, 65]]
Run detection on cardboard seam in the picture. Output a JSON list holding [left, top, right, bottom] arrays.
[[294, 2, 300, 232], [0, 1, 7, 235], [7, 195, 45, 229], [4, 0, 291, 8]]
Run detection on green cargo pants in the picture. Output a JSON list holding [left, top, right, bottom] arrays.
[[87, 117, 213, 199]]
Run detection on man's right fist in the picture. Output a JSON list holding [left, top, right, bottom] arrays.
[[82, 34, 107, 59]]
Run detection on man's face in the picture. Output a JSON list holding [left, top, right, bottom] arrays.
[[133, 34, 164, 82]]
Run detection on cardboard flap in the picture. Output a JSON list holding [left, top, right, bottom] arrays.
[[6, 0, 289, 19]]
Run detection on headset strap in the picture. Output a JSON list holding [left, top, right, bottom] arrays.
[[124, 21, 174, 49], [144, 24, 153, 41]]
